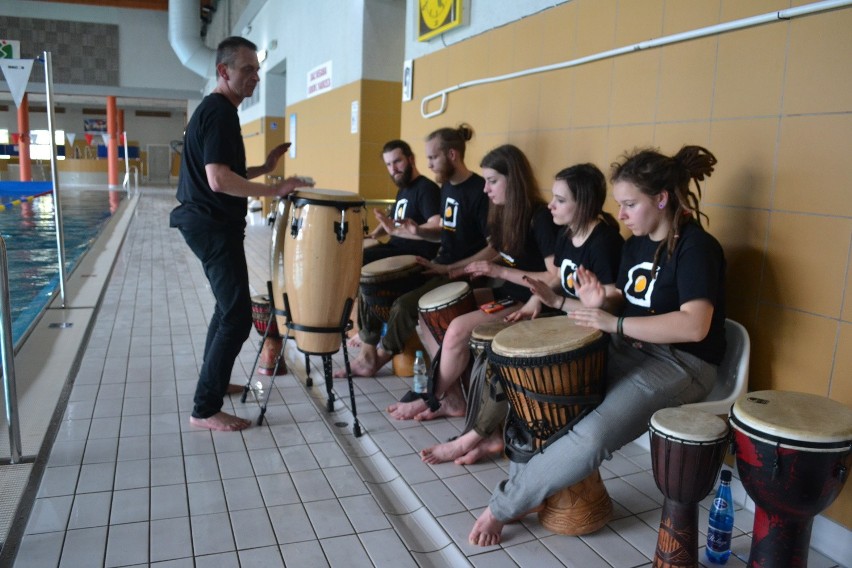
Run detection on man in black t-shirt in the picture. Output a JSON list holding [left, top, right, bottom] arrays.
[[169, 36, 310, 433], [363, 139, 441, 264]]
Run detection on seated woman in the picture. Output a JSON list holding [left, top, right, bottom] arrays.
[[469, 145, 727, 547], [420, 162, 623, 464], [387, 144, 558, 421]]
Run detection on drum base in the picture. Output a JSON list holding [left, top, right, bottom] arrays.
[[257, 337, 286, 376], [538, 470, 613, 536], [392, 333, 425, 378]]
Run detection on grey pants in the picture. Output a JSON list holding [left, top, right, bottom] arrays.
[[489, 335, 716, 521]]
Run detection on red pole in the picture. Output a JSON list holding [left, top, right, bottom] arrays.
[[107, 96, 118, 187], [17, 93, 31, 181]]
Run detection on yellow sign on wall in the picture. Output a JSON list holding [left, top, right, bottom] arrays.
[[418, 0, 465, 42]]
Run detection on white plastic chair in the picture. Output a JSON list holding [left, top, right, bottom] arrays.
[[633, 318, 750, 449]]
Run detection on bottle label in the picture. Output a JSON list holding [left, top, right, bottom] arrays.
[[712, 497, 728, 511], [707, 527, 732, 551]]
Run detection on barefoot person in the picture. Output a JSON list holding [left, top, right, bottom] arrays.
[[421, 162, 622, 464], [170, 37, 310, 432], [391, 144, 558, 421], [341, 124, 491, 381], [470, 145, 726, 546]]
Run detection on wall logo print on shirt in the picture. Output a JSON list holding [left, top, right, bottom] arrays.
[[394, 199, 408, 221], [442, 197, 459, 231], [560, 258, 578, 298], [624, 261, 658, 308]]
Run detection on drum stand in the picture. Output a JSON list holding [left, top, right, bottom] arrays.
[[246, 287, 362, 437]]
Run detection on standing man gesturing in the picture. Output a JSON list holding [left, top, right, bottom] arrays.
[[170, 36, 310, 432]]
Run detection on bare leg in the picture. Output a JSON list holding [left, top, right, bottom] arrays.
[[454, 429, 504, 464], [387, 397, 429, 420], [226, 384, 244, 395], [189, 411, 251, 432], [417, 314, 440, 360], [469, 506, 505, 547], [414, 382, 466, 420], [421, 429, 484, 464]]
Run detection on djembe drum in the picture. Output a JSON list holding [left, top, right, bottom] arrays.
[[462, 320, 514, 435], [730, 391, 852, 568], [417, 281, 477, 344], [284, 189, 364, 354], [648, 407, 729, 568], [488, 317, 612, 535], [360, 255, 424, 322], [249, 295, 285, 376]]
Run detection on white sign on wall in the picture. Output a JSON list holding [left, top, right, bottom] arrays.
[[0, 39, 20, 59], [306, 61, 333, 98]]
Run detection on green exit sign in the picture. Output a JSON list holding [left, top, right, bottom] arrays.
[[1, 40, 20, 59]]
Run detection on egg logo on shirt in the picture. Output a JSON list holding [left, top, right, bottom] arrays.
[[624, 261, 658, 308], [499, 251, 517, 267], [394, 199, 408, 221], [560, 258, 578, 298], [443, 197, 459, 230]]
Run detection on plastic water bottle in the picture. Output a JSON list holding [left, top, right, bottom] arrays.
[[706, 469, 734, 564], [412, 350, 427, 394]]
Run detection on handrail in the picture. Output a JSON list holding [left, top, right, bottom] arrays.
[[42, 51, 68, 307], [0, 236, 23, 464], [421, 0, 852, 118]]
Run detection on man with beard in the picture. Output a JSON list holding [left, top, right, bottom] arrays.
[[342, 124, 492, 389], [363, 139, 441, 264]]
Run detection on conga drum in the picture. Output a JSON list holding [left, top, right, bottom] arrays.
[[417, 281, 476, 344], [360, 255, 424, 322], [488, 317, 612, 535], [284, 189, 364, 354], [730, 391, 852, 568], [270, 198, 290, 333], [648, 407, 729, 568], [250, 295, 285, 376]]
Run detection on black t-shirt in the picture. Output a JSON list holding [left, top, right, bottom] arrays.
[[387, 174, 441, 257], [555, 222, 624, 299], [170, 93, 248, 231], [493, 205, 558, 302], [617, 221, 727, 364], [434, 173, 489, 264]]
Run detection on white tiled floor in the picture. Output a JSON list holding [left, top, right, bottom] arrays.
[[5, 188, 847, 567]]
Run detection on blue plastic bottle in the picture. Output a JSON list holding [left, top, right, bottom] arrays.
[[706, 469, 734, 564]]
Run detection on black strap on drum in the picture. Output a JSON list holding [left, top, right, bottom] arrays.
[[503, 407, 595, 464], [425, 347, 442, 412]]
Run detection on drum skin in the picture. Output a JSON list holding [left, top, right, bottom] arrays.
[[730, 391, 852, 568], [270, 198, 290, 333], [649, 408, 729, 568], [468, 320, 513, 358], [284, 189, 364, 354]]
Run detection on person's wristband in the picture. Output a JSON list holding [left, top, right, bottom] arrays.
[[617, 316, 625, 337], [559, 297, 566, 312]]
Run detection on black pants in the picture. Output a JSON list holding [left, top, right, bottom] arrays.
[[179, 227, 252, 418]]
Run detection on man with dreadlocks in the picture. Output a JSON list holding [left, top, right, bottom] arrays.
[[470, 145, 726, 547]]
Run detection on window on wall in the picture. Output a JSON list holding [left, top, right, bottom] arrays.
[[0, 129, 8, 144]]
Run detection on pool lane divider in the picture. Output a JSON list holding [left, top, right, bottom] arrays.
[[0, 181, 53, 211]]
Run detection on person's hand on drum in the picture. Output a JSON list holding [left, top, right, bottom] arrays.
[[415, 256, 450, 276], [568, 307, 618, 334], [523, 275, 562, 309], [275, 175, 314, 197], [505, 296, 541, 322], [374, 209, 396, 235], [574, 265, 607, 309], [464, 260, 503, 280], [396, 218, 419, 237]]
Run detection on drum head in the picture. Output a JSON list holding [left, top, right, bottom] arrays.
[[290, 188, 365, 206], [471, 320, 513, 342], [650, 407, 729, 442], [731, 390, 852, 447], [418, 281, 470, 310], [362, 255, 419, 277], [251, 294, 271, 305], [491, 317, 602, 357]]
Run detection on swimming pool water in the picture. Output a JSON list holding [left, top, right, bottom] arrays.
[[0, 188, 124, 348]]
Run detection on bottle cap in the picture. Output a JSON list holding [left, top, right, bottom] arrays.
[[720, 469, 732, 482], [415, 350, 423, 357]]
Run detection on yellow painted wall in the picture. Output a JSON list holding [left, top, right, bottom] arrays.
[[399, 0, 852, 526]]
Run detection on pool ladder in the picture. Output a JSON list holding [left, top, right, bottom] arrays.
[[0, 235, 22, 464]]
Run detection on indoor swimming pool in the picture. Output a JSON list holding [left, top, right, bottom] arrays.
[[0, 186, 124, 348]]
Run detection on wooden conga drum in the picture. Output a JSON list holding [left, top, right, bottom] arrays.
[[488, 317, 612, 535], [284, 189, 364, 355], [360, 255, 424, 322], [250, 295, 285, 376], [649, 407, 729, 568], [270, 198, 290, 333], [730, 391, 852, 568], [417, 281, 476, 344]]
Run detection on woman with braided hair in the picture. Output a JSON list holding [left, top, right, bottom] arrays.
[[470, 145, 726, 547]]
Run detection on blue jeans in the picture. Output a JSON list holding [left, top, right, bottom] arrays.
[[179, 227, 252, 418]]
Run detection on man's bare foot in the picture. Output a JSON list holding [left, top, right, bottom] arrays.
[[334, 345, 390, 378], [387, 397, 428, 420], [346, 334, 362, 349], [414, 386, 465, 421], [469, 506, 504, 547], [421, 430, 482, 464], [455, 430, 504, 465], [226, 383, 245, 395], [189, 411, 251, 432]]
